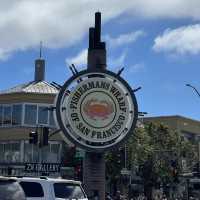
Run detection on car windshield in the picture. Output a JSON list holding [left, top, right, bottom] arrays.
[[54, 182, 86, 199]]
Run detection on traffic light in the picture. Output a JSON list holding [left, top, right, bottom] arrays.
[[116, 147, 125, 166], [29, 131, 38, 145], [42, 127, 49, 146]]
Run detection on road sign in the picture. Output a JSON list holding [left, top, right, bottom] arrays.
[[121, 168, 131, 175], [55, 69, 138, 151]]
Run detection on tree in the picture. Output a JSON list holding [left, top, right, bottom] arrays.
[[105, 147, 125, 195], [105, 122, 196, 199]]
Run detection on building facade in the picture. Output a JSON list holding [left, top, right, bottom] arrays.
[[0, 57, 79, 177], [144, 115, 200, 142], [143, 115, 200, 172]]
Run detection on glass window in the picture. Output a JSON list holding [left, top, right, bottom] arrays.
[[24, 105, 37, 125], [38, 106, 48, 124], [51, 143, 60, 154], [24, 142, 39, 162], [49, 110, 56, 126], [3, 143, 20, 163], [33, 145, 38, 162], [41, 145, 51, 162], [50, 143, 60, 163], [54, 183, 86, 199], [20, 182, 44, 197], [24, 142, 32, 162], [0, 106, 2, 126], [3, 106, 11, 125], [12, 104, 22, 125], [0, 144, 4, 162]]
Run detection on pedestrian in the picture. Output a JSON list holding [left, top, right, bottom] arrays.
[[114, 190, 123, 200], [162, 194, 167, 200], [106, 192, 113, 200], [90, 190, 99, 200]]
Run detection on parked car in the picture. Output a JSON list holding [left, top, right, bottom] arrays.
[[0, 176, 26, 200], [16, 177, 88, 200]]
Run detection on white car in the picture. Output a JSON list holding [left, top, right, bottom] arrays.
[[0, 176, 26, 200], [16, 177, 88, 200]]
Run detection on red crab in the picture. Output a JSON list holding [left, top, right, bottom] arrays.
[[83, 99, 114, 120]]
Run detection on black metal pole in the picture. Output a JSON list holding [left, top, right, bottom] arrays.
[[83, 12, 106, 200], [186, 83, 200, 172]]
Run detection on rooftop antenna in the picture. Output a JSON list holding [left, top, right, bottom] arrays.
[[39, 41, 42, 58], [34, 41, 45, 81]]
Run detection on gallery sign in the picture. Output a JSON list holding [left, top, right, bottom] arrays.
[[55, 69, 138, 151], [25, 163, 60, 173]]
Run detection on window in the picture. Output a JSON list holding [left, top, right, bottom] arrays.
[[182, 131, 196, 143], [54, 183, 86, 199], [49, 110, 55, 126], [33, 144, 38, 162], [3, 106, 11, 125], [24, 142, 32, 162], [24, 141, 61, 163], [38, 106, 48, 124], [41, 145, 51, 162], [0, 106, 2, 126], [51, 143, 60, 154], [0, 144, 4, 162], [20, 182, 44, 197], [24, 105, 37, 125], [3, 142, 20, 163], [24, 142, 38, 162], [50, 143, 60, 163], [12, 104, 22, 125], [0, 104, 57, 128]]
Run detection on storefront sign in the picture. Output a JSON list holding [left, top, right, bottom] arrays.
[[25, 163, 60, 173], [56, 69, 138, 151]]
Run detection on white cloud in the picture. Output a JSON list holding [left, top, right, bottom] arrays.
[[105, 31, 145, 47], [1, 0, 200, 60], [108, 51, 127, 70], [129, 63, 145, 73], [153, 24, 200, 55], [66, 49, 87, 67]]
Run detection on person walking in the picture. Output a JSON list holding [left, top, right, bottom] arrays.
[[106, 192, 113, 200], [114, 190, 123, 200]]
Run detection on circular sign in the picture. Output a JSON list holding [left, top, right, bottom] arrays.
[[55, 69, 138, 152]]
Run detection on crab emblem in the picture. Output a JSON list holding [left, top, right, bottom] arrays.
[[83, 98, 114, 120]]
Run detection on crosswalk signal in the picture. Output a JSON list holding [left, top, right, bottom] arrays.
[[29, 131, 38, 145], [42, 127, 49, 146]]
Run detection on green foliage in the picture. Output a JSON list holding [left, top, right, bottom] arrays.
[[105, 122, 196, 187], [105, 147, 124, 183]]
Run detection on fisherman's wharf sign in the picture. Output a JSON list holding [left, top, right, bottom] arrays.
[[55, 69, 138, 151]]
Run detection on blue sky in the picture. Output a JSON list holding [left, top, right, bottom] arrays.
[[1, 1, 200, 120]]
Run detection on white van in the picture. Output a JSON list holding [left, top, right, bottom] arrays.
[[16, 177, 88, 200]]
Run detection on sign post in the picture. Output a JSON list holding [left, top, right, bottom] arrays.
[[55, 12, 138, 200]]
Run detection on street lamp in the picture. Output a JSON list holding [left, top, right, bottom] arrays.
[[186, 83, 200, 174], [186, 84, 200, 98]]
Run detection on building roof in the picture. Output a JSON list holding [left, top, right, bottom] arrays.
[[144, 115, 200, 124], [0, 81, 59, 95]]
